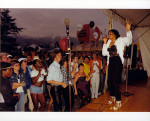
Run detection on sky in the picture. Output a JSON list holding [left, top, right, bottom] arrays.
[[1, 0, 150, 43], [8, 9, 126, 39]]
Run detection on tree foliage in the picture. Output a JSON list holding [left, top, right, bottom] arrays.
[[1, 9, 23, 52]]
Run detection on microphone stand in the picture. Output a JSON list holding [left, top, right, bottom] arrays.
[[64, 18, 72, 111], [122, 56, 134, 97]]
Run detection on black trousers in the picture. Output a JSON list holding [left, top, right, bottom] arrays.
[[108, 56, 123, 101], [62, 85, 74, 112], [51, 86, 62, 111], [77, 88, 91, 109], [99, 71, 106, 93]]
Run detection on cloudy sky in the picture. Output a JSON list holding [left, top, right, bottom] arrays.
[[8, 9, 126, 39], [1, 0, 150, 40]]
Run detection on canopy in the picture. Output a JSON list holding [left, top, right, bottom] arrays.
[[103, 9, 150, 77]]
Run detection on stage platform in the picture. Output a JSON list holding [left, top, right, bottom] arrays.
[[78, 78, 150, 112]]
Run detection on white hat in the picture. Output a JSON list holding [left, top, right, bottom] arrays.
[[18, 58, 27, 62], [7, 55, 12, 58], [33, 56, 39, 60]]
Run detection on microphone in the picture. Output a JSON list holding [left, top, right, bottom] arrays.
[[64, 18, 70, 36]]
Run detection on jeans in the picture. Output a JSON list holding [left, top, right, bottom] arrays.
[[15, 92, 25, 111], [24, 89, 34, 111]]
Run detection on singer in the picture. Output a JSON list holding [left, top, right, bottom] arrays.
[[102, 19, 132, 110]]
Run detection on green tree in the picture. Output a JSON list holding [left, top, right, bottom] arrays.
[[1, 9, 23, 53]]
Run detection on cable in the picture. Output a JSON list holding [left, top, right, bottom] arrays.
[[81, 102, 112, 112], [80, 102, 103, 112]]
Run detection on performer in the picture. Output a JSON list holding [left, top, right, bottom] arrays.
[[102, 19, 132, 110]]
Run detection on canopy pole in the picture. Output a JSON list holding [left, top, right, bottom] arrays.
[[130, 41, 133, 70], [104, 12, 114, 93], [129, 27, 134, 70]]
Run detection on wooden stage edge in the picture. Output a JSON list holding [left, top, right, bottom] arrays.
[[78, 79, 150, 112]]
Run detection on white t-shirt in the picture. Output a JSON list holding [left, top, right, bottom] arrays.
[[31, 69, 47, 82], [71, 62, 78, 73], [123, 58, 131, 67], [16, 78, 24, 93], [93, 61, 100, 73], [0, 93, 5, 103]]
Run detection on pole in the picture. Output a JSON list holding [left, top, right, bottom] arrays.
[[64, 18, 72, 111], [104, 13, 114, 93], [68, 36, 72, 112], [122, 56, 134, 97], [130, 41, 134, 70]]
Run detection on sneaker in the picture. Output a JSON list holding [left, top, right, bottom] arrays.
[[113, 101, 121, 111], [108, 96, 116, 104], [98, 92, 101, 96]]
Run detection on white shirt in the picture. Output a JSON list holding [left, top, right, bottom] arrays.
[[102, 30, 132, 65], [0, 93, 5, 103], [31, 68, 47, 82], [71, 62, 78, 72], [93, 61, 100, 73], [123, 58, 131, 67], [16, 78, 24, 93], [47, 61, 63, 86]]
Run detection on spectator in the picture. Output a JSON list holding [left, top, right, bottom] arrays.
[[60, 57, 74, 111], [7, 55, 13, 63], [30, 59, 46, 111], [47, 49, 67, 111], [9, 60, 27, 111], [83, 56, 91, 93], [27, 54, 33, 69], [89, 53, 101, 99], [71, 54, 79, 78], [0, 54, 8, 62], [74, 63, 92, 109], [78, 54, 83, 64], [0, 62, 20, 111], [18, 58, 34, 111]]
